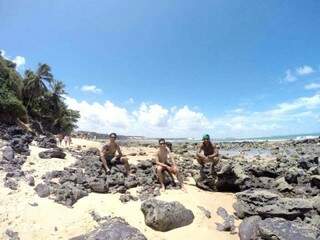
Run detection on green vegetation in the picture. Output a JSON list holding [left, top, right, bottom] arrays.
[[0, 52, 79, 134]]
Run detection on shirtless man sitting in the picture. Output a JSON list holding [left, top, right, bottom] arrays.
[[196, 134, 219, 177], [100, 133, 130, 175], [155, 138, 185, 192]]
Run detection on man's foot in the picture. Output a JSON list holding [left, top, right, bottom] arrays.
[[160, 185, 166, 192]]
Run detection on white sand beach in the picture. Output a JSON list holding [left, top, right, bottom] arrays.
[[0, 138, 239, 240]]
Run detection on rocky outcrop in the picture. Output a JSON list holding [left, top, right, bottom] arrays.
[[234, 190, 314, 220], [257, 217, 320, 240]]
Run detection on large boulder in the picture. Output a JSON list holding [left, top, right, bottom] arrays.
[[233, 190, 313, 220], [257, 217, 320, 240], [70, 217, 147, 240], [141, 199, 194, 231], [39, 148, 66, 159]]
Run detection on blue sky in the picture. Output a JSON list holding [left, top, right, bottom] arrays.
[[1, 0, 320, 138]]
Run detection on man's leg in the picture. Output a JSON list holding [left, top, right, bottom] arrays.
[[164, 168, 176, 186], [209, 156, 220, 183], [170, 165, 186, 192], [156, 165, 165, 191], [196, 153, 208, 180], [120, 157, 130, 175], [196, 153, 206, 166]]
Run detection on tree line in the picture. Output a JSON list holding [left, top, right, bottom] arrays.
[[0, 51, 79, 134]]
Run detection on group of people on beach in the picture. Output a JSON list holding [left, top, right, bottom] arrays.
[[100, 133, 219, 192], [56, 134, 72, 147]]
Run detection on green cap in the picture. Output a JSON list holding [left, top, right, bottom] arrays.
[[202, 134, 210, 140]]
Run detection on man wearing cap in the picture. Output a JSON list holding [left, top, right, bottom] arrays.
[[196, 134, 219, 177], [100, 133, 130, 175]]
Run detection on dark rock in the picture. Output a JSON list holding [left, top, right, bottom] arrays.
[[119, 193, 138, 203], [311, 175, 320, 188], [141, 199, 194, 231], [238, 216, 261, 240], [4, 178, 18, 190], [89, 210, 111, 223], [34, 183, 50, 197], [39, 148, 66, 159], [273, 177, 293, 192], [216, 207, 236, 233], [5, 229, 20, 240], [257, 217, 320, 240], [70, 217, 147, 240], [27, 176, 35, 186], [197, 206, 211, 218], [2, 146, 14, 161], [89, 179, 108, 193], [28, 202, 38, 207], [234, 190, 313, 220], [37, 136, 57, 148], [83, 147, 100, 156], [54, 183, 88, 206], [299, 156, 319, 170]]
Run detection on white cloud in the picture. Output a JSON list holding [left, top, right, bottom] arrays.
[[0, 49, 6, 57], [64, 96, 132, 134], [169, 106, 210, 134], [134, 103, 169, 127], [305, 83, 320, 90], [64, 93, 320, 138], [0, 49, 26, 69], [80, 85, 102, 94], [12, 56, 26, 69], [283, 69, 297, 82], [296, 65, 315, 76]]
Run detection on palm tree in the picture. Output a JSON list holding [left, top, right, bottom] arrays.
[[22, 63, 54, 111]]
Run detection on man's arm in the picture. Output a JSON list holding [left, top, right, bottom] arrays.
[[155, 151, 169, 168], [197, 143, 204, 155], [208, 144, 219, 158], [167, 147, 176, 165], [116, 144, 123, 158]]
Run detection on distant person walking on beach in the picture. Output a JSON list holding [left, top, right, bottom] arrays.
[[196, 134, 219, 178], [155, 138, 186, 192], [64, 135, 71, 147], [57, 134, 64, 146], [100, 133, 130, 175]]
